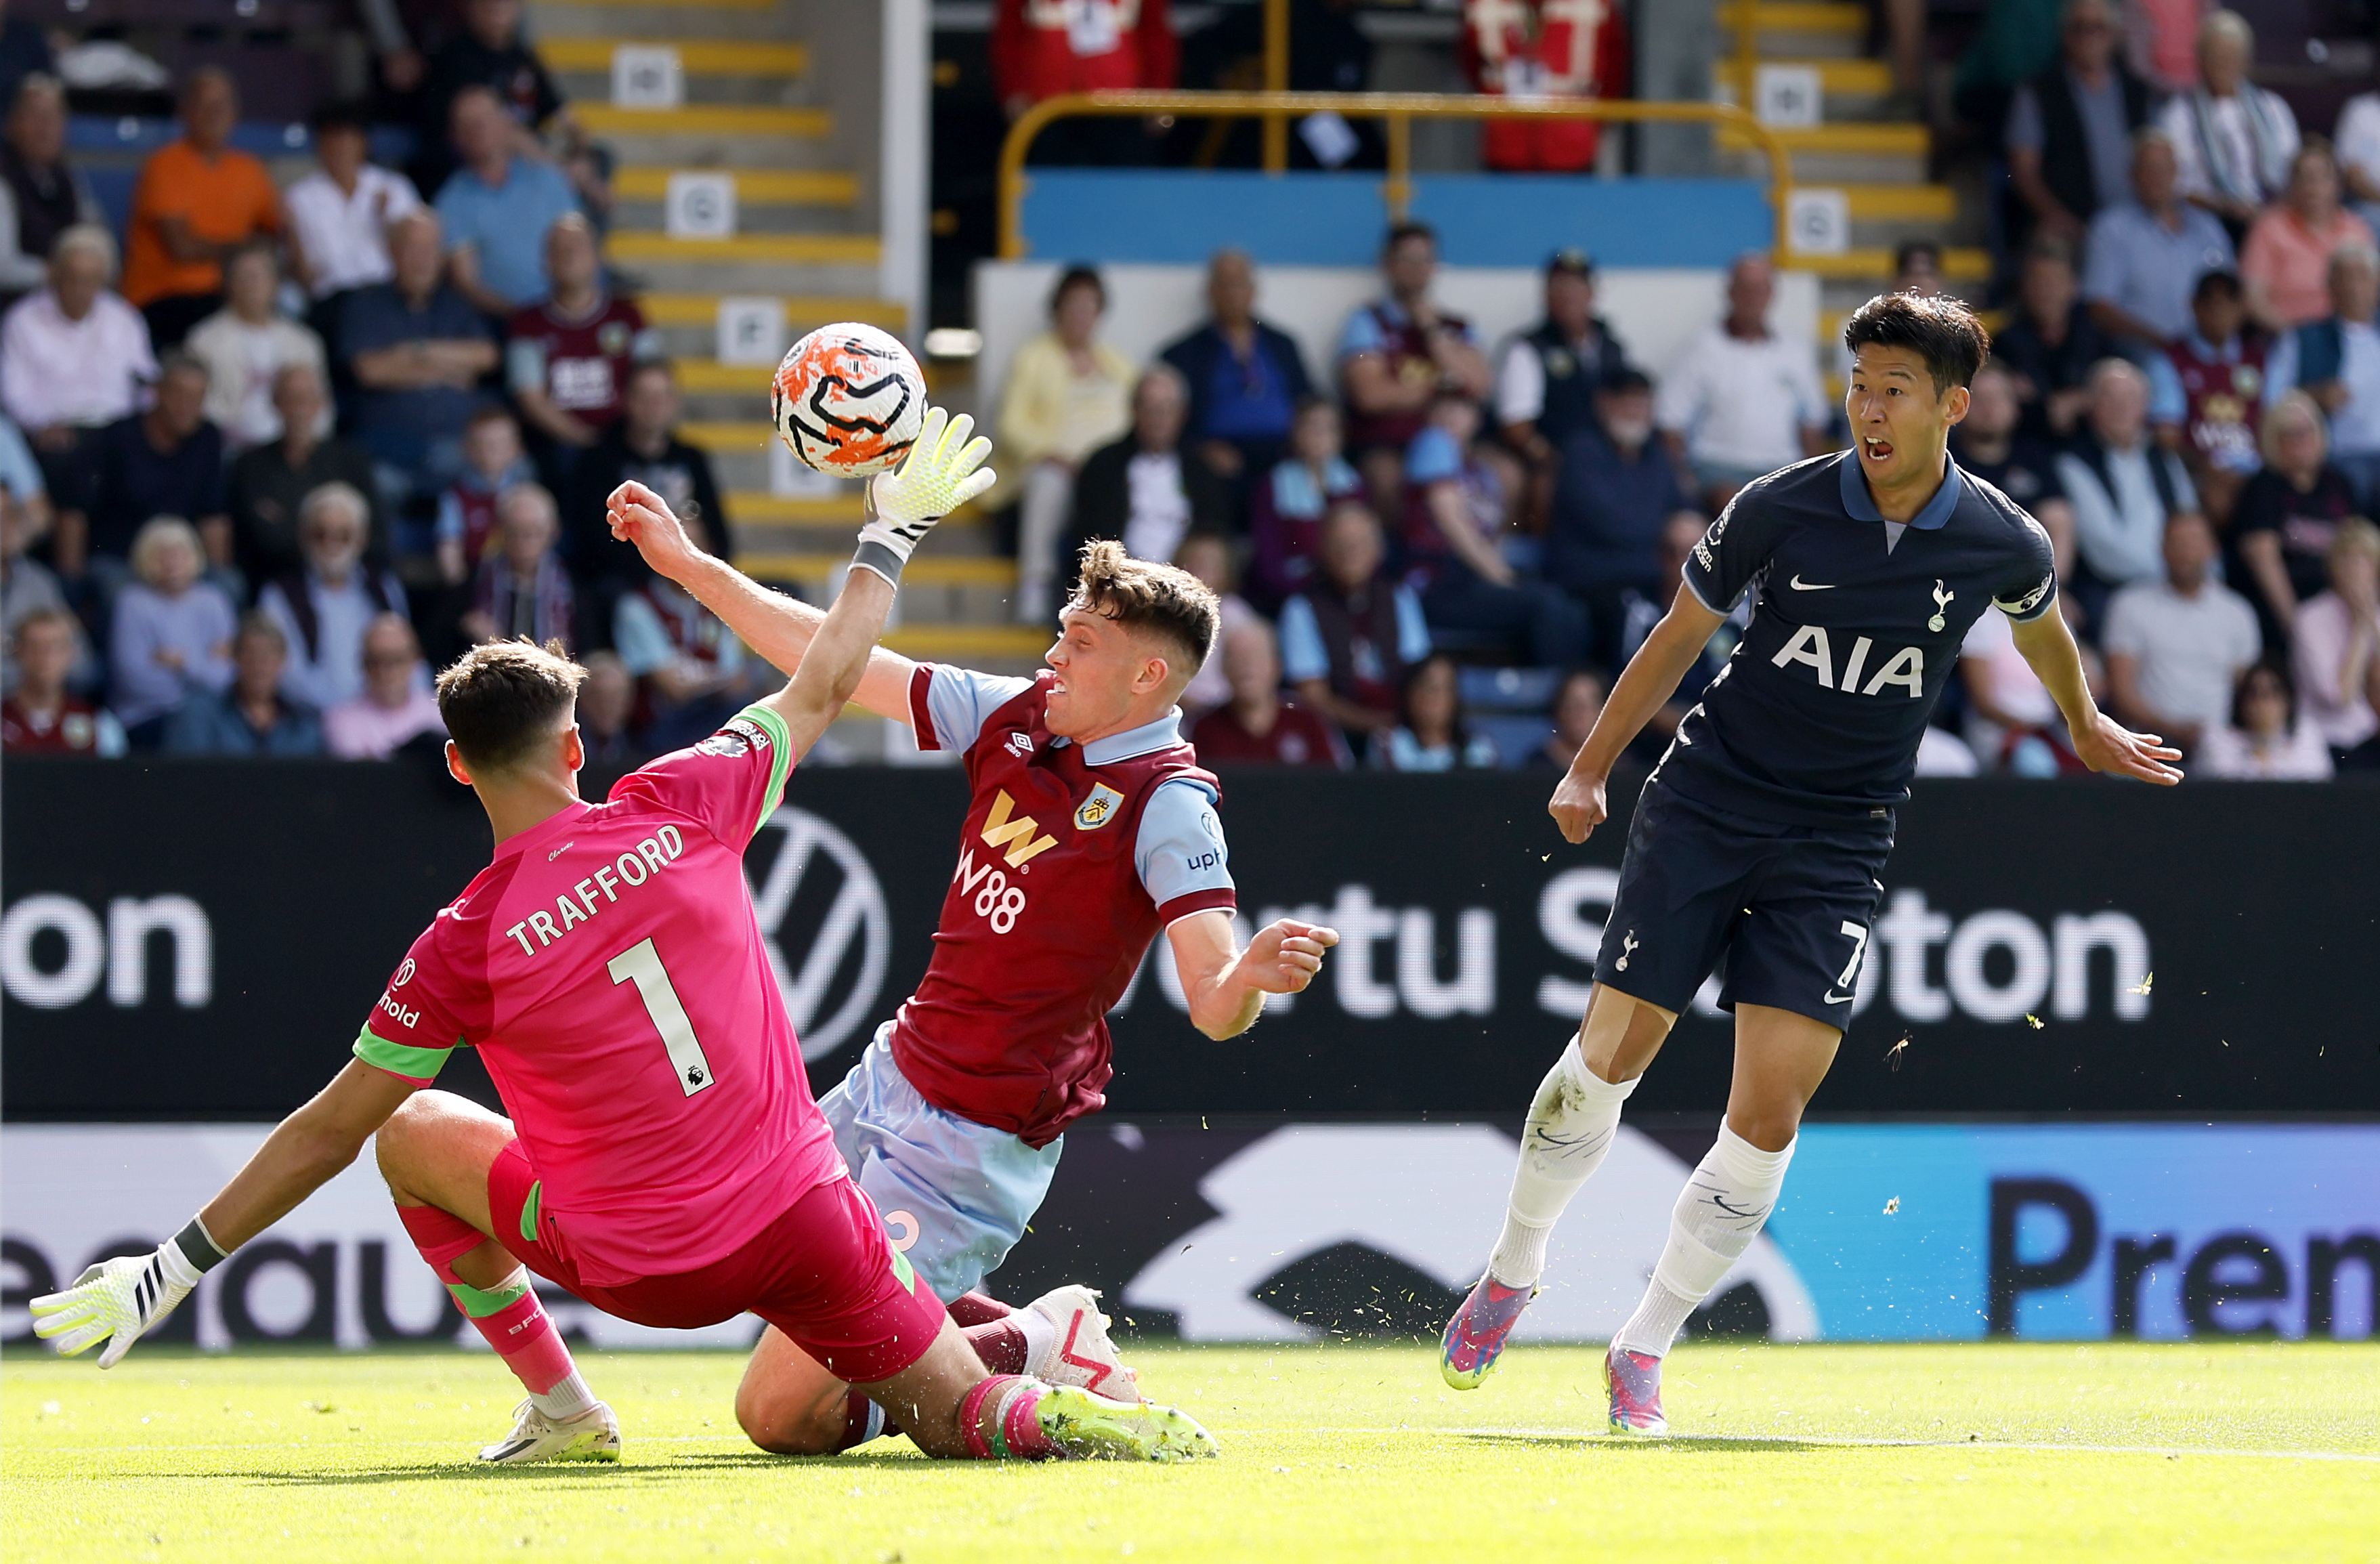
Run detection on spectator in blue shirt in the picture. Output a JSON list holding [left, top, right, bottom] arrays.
[[339, 209, 498, 501], [164, 610, 324, 755], [435, 85, 581, 318], [1158, 248, 1313, 505], [1546, 367, 1701, 670], [1403, 392, 1588, 670], [2083, 129, 2236, 359], [1374, 652, 1497, 771], [1279, 499, 1432, 755]]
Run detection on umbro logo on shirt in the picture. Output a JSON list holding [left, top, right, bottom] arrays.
[[1005, 732, 1034, 757]]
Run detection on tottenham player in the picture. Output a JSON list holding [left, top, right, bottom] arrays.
[[1438, 293, 2183, 1433], [30, 412, 1218, 1466], [605, 488, 1338, 1456]]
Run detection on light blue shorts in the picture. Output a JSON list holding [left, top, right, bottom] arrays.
[[815, 1025, 1063, 1303]]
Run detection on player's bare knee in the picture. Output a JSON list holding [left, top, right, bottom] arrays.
[[734, 1375, 838, 1456]]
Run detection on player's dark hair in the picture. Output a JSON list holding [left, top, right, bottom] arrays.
[[2193, 267, 2243, 304], [1066, 539, 1219, 684], [436, 637, 587, 775], [1842, 292, 1990, 396], [1384, 219, 1436, 254]]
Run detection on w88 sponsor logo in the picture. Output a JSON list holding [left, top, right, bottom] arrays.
[[952, 847, 1027, 934]]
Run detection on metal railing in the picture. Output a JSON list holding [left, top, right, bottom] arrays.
[[996, 91, 1794, 261]]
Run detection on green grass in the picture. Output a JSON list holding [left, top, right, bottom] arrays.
[[5, 1342, 2375, 1563]]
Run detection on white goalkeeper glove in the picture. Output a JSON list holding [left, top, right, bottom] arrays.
[[853, 406, 995, 585], [28, 1219, 227, 1368]]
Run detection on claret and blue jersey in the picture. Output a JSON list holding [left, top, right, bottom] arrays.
[[1663, 451, 2060, 824]]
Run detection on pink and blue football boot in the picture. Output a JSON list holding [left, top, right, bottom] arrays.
[[1439, 1274, 1536, 1390], [1602, 1344, 1668, 1435]]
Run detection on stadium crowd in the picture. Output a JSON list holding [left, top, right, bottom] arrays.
[[0, 0, 759, 765], [989, 220, 2379, 781], [3, 0, 2377, 782]]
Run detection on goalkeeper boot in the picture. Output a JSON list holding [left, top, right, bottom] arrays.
[[1025, 1286, 1139, 1401], [1602, 1345, 1668, 1436], [477, 1398, 623, 1465], [1032, 1383, 1218, 1463], [1439, 1273, 1535, 1390]]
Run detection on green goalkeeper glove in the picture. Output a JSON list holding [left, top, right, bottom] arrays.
[[29, 1219, 227, 1368], [852, 406, 995, 585]]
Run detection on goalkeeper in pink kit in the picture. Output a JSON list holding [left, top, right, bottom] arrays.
[[29, 410, 1218, 1466]]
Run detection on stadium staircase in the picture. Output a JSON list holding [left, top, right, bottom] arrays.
[[1716, 2, 1979, 392], [530, 0, 1039, 679]]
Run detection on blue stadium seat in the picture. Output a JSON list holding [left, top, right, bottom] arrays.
[[1459, 665, 1560, 713], [1472, 714, 1554, 769]]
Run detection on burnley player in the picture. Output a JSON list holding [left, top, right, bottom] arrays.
[[605, 489, 1338, 1455], [1438, 293, 2183, 1433], [30, 411, 1218, 1466]]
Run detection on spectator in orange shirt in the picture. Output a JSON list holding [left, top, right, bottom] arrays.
[[119, 68, 280, 350], [2240, 140, 2375, 333]]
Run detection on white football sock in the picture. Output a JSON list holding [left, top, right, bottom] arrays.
[[1485, 1036, 1638, 1288], [1613, 1124, 1796, 1359], [530, 1368, 597, 1422], [1013, 1303, 1058, 1378]]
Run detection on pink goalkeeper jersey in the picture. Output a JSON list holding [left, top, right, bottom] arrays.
[[355, 704, 843, 1287]]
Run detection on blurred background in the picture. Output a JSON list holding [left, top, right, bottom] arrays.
[[1, 0, 2373, 1356]]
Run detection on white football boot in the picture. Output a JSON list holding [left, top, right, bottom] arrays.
[[1024, 1286, 1140, 1402], [475, 1398, 623, 1465]]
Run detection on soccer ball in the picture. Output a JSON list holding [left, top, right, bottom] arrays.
[[771, 322, 927, 478]]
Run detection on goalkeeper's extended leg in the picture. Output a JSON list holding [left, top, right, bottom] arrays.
[[1441, 986, 1674, 1391], [377, 1091, 618, 1465]]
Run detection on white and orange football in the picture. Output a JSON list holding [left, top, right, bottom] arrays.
[[770, 322, 927, 478]]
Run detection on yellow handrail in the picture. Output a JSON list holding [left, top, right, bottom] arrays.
[[997, 91, 1794, 262]]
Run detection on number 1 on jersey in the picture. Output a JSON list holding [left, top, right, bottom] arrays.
[[607, 937, 717, 1097]]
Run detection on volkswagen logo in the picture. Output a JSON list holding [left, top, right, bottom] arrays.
[[746, 806, 891, 1062]]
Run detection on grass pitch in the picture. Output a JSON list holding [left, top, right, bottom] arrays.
[[5, 1340, 2374, 1563]]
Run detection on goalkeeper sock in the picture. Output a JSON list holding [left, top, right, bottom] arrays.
[[1485, 1035, 1638, 1288], [1611, 1124, 1796, 1359], [398, 1204, 589, 1416]]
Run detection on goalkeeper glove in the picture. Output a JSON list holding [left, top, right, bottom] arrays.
[[29, 1217, 228, 1368], [853, 406, 995, 586]]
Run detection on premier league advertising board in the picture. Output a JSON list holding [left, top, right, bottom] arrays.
[[3, 761, 2376, 1345]]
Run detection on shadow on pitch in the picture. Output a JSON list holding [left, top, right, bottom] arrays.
[[1458, 1431, 1834, 1456]]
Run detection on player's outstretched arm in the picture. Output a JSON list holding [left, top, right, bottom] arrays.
[[753, 409, 995, 755], [606, 409, 992, 726], [2010, 607, 2184, 784], [28, 1061, 415, 1366], [1550, 591, 1728, 843], [1167, 911, 1341, 1040]]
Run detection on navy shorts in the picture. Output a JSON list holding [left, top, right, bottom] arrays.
[[1593, 782, 1893, 1031]]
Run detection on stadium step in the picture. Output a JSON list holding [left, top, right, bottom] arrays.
[[1720, 1, 1870, 58], [1789, 246, 1990, 280], [575, 104, 832, 138], [614, 168, 856, 207], [540, 38, 812, 75], [607, 232, 883, 266], [1718, 56, 1893, 119]]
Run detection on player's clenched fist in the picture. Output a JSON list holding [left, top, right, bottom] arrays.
[[1549, 770, 1609, 845], [1241, 919, 1340, 994]]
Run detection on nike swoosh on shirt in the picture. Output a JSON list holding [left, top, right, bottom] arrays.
[[1789, 575, 1837, 591]]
